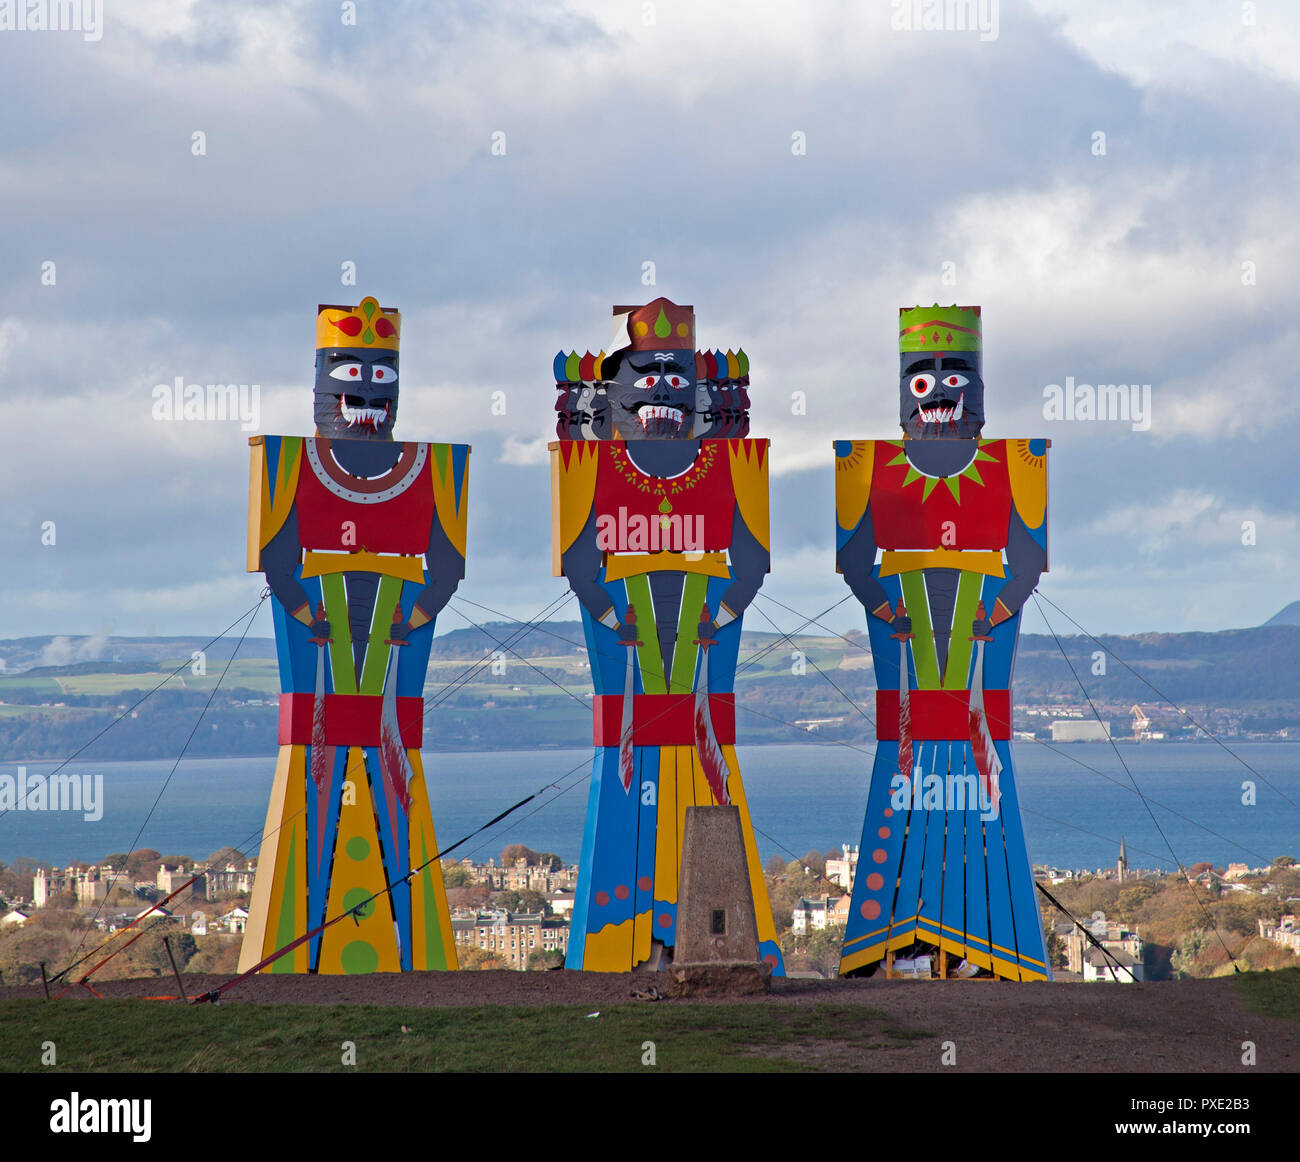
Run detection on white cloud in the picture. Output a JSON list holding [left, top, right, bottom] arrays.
[[1027, 0, 1300, 89]]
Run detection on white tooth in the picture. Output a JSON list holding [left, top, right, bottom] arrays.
[[955, 393, 964, 420]]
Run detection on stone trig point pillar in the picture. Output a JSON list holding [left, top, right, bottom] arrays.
[[668, 806, 772, 996]]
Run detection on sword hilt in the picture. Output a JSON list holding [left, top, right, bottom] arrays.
[[970, 599, 993, 643], [385, 602, 409, 647], [620, 603, 643, 648], [693, 601, 715, 649], [890, 598, 912, 641], [309, 600, 332, 646]]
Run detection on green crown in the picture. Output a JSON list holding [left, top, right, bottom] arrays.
[[898, 304, 982, 353]]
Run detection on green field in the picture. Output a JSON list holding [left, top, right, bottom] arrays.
[[0, 999, 925, 1073], [1236, 966, 1300, 1022], [0, 659, 281, 698]]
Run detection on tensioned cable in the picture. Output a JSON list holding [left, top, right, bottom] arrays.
[[1033, 590, 1300, 815], [0, 593, 272, 821], [754, 590, 1277, 865], [52, 594, 267, 980], [1033, 595, 1240, 972]]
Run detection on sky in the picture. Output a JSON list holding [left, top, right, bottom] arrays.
[[2, 0, 1298, 653]]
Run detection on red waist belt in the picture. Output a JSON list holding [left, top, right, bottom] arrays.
[[876, 689, 1011, 740], [278, 692, 424, 748], [593, 693, 735, 746]]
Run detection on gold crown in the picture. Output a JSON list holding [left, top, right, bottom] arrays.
[[316, 296, 401, 351]]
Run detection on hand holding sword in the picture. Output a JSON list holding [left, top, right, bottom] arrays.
[[309, 601, 332, 645]]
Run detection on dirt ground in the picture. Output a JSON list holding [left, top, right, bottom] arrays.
[[5, 969, 1295, 1072]]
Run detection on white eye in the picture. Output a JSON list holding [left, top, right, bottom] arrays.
[[663, 374, 690, 389], [329, 363, 364, 382], [909, 373, 935, 398], [941, 374, 968, 389], [633, 375, 660, 390], [371, 366, 397, 385]]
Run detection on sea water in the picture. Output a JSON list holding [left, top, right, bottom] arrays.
[[1, 742, 1297, 872]]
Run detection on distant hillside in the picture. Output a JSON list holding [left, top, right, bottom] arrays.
[[2, 621, 1300, 761], [1016, 625, 1300, 702], [0, 634, 276, 674], [1265, 601, 1300, 627]]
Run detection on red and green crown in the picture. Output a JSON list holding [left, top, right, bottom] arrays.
[[898, 304, 981, 353]]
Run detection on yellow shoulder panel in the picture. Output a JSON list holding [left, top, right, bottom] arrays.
[[727, 439, 770, 553], [550, 441, 601, 576], [1005, 438, 1048, 531], [248, 435, 303, 571], [835, 440, 875, 534], [429, 444, 471, 560]]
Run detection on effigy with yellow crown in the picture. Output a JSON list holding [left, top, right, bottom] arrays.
[[239, 297, 470, 974]]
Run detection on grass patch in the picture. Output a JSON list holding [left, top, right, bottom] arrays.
[[0, 999, 929, 1073], [1233, 966, 1300, 1022]]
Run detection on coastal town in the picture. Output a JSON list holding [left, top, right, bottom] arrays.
[[3, 840, 1297, 984]]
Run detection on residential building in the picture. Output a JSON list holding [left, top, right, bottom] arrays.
[[1258, 914, 1300, 955], [792, 896, 846, 935], [452, 909, 570, 970], [826, 844, 859, 892], [219, 906, 249, 934], [33, 864, 117, 907], [1064, 911, 1144, 978], [1082, 947, 1143, 982], [203, 866, 255, 899]]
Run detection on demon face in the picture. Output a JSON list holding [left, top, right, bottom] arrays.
[[314, 347, 399, 440], [900, 351, 984, 439], [604, 348, 696, 439]]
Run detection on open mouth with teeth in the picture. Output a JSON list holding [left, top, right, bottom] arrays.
[[635, 404, 686, 436], [916, 392, 964, 424], [338, 397, 391, 430]]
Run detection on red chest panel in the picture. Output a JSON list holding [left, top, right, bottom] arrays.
[[871, 441, 1012, 550], [295, 439, 435, 554], [594, 441, 736, 551]]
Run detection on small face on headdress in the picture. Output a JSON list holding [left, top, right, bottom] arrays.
[[897, 305, 985, 440], [313, 297, 401, 440]]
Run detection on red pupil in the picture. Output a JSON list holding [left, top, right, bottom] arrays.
[[349, 367, 359, 377]]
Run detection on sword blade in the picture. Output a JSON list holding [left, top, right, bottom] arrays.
[[309, 642, 332, 870], [898, 637, 912, 782], [618, 643, 636, 793], [693, 646, 731, 805], [968, 638, 1003, 811]]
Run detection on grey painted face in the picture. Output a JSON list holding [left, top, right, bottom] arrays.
[[899, 352, 984, 439], [313, 348, 399, 440], [692, 378, 721, 437], [605, 348, 696, 439], [576, 384, 612, 441]]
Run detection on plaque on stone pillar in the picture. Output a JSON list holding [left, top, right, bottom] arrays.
[[669, 805, 771, 995]]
